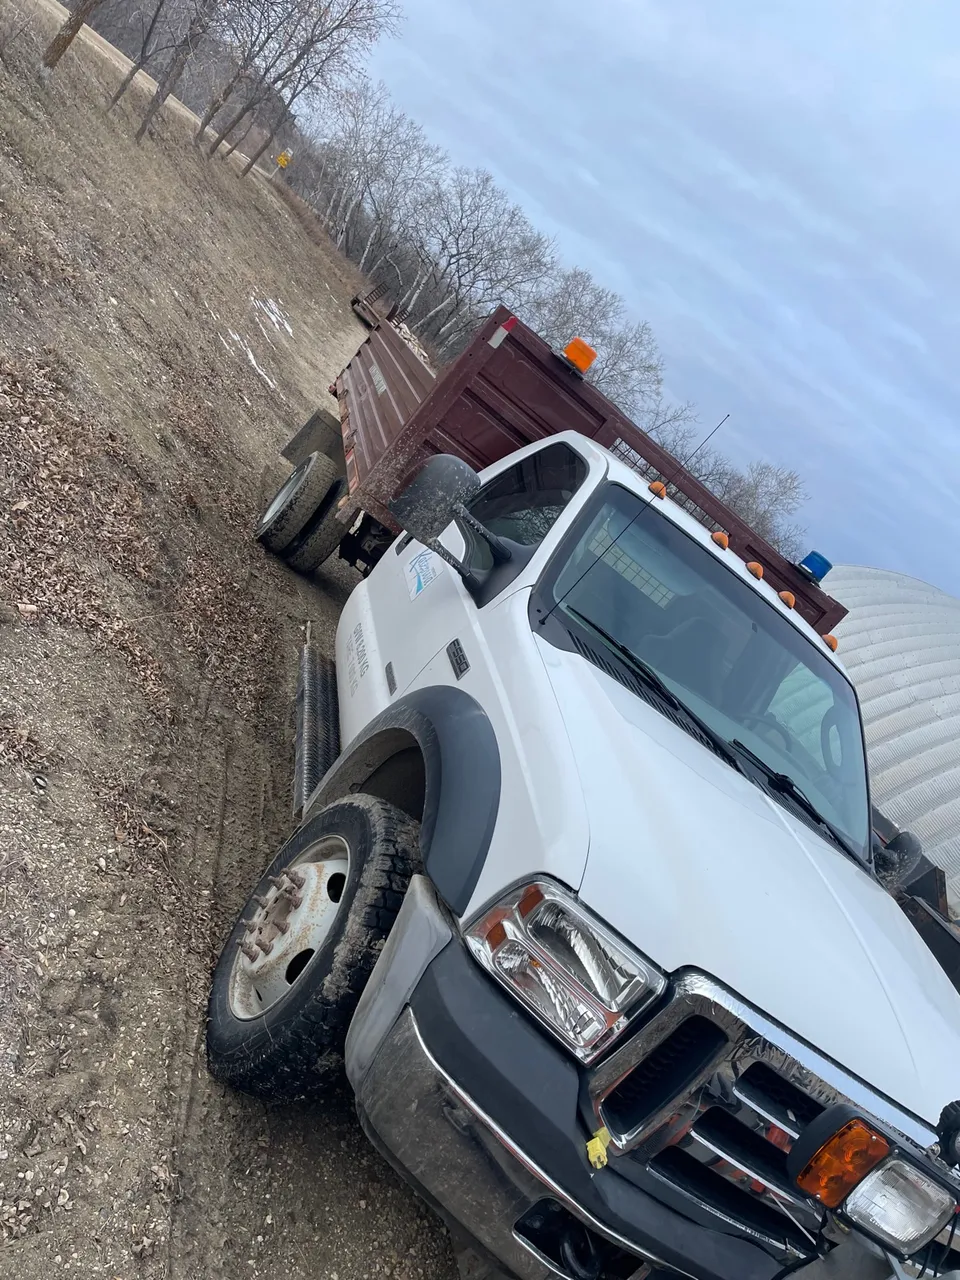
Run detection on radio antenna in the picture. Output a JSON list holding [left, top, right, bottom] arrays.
[[670, 413, 729, 483], [539, 413, 731, 626]]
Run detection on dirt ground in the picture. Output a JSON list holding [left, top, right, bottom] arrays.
[[0, 5, 458, 1278]]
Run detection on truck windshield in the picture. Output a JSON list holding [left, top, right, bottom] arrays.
[[545, 483, 870, 858]]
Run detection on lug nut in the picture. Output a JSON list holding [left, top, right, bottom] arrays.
[[286, 869, 306, 890], [274, 919, 290, 934], [238, 941, 259, 961], [256, 938, 274, 956], [253, 894, 268, 909]]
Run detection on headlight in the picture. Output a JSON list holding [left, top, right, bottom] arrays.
[[465, 881, 666, 1062], [844, 1159, 956, 1254]]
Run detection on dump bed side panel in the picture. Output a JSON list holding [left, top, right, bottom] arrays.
[[338, 324, 435, 516]]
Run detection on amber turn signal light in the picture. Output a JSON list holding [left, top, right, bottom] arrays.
[[778, 590, 796, 609], [823, 634, 839, 652], [563, 337, 597, 373], [648, 481, 667, 498], [746, 561, 764, 579], [795, 1119, 890, 1208], [517, 884, 545, 918], [711, 531, 729, 549]]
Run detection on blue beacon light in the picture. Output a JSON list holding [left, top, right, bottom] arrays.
[[798, 551, 833, 584]]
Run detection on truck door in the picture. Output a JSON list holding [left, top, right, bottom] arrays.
[[391, 439, 591, 696]]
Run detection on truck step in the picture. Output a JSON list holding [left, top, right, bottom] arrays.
[[292, 630, 340, 819]]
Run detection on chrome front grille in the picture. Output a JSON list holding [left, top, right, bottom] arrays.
[[590, 974, 943, 1264], [601, 1015, 729, 1143], [644, 1086, 824, 1257]]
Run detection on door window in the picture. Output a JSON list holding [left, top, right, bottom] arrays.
[[459, 442, 588, 572]]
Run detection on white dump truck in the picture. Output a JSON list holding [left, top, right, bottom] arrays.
[[206, 310, 960, 1280]]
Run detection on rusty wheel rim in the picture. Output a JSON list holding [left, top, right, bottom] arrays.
[[228, 835, 350, 1020]]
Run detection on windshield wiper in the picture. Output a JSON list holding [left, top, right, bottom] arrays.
[[566, 608, 743, 771], [728, 739, 860, 862]]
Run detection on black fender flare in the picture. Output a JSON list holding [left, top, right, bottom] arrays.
[[304, 686, 501, 916]]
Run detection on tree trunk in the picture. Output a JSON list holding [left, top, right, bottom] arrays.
[[42, 0, 104, 70], [357, 222, 381, 271], [240, 110, 290, 177], [323, 185, 341, 226], [108, 54, 145, 108], [108, 0, 167, 107], [135, 0, 215, 143], [400, 268, 430, 311], [220, 113, 256, 160], [437, 310, 463, 338], [328, 184, 351, 229], [414, 293, 457, 331], [208, 90, 262, 157], [336, 194, 361, 247], [194, 67, 243, 145]]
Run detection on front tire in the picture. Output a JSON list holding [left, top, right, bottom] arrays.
[[206, 795, 419, 1101]]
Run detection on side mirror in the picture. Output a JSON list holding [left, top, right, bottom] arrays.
[[874, 830, 923, 891], [389, 454, 481, 546]]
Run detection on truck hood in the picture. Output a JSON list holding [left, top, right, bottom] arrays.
[[537, 638, 960, 1127]]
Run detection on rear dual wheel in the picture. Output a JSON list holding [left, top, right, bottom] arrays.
[[255, 451, 346, 570], [284, 477, 348, 572], [255, 451, 338, 552]]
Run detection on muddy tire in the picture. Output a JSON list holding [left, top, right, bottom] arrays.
[[206, 795, 419, 1102], [282, 477, 348, 572], [254, 451, 339, 554]]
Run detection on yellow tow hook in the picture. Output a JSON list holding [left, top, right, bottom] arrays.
[[586, 1126, 612, 1170]]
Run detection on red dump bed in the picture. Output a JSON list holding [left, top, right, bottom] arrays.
[[334, 306, 846, 633]]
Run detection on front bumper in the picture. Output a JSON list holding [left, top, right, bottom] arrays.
[[345, 878, 784, 1280]]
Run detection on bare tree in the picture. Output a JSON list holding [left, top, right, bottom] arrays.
[[134, 0, 220, 141], [205, 0, 400, 161], [41, 0, 107, 70], [107, 0, 172, 108], [191, 0, 288, 143], [708, 459, 807, 558], [0, 0, 28, 65], [403, 168, 554, 346], [311, 82, 445, 273]]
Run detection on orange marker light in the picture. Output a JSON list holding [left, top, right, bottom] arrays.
[[711, 531, 729, 549], [480, 907, 511, 951], [648, 481, 667, 499], [779, 591, 796, 609], [517, 884, 545, 918], [746, 561, 764, 579], [823, 634, 839, 652], [563, 337, 597, 373], [795, 1119, 889, 1208]]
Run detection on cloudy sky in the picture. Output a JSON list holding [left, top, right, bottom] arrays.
[[369, 0, 960, 596]]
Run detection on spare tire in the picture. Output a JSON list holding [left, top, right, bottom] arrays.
[[254, 451, 339, 553], [206, 794, 419, 1101]]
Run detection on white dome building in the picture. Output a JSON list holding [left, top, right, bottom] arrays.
[[829, 565, 960, 906]]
